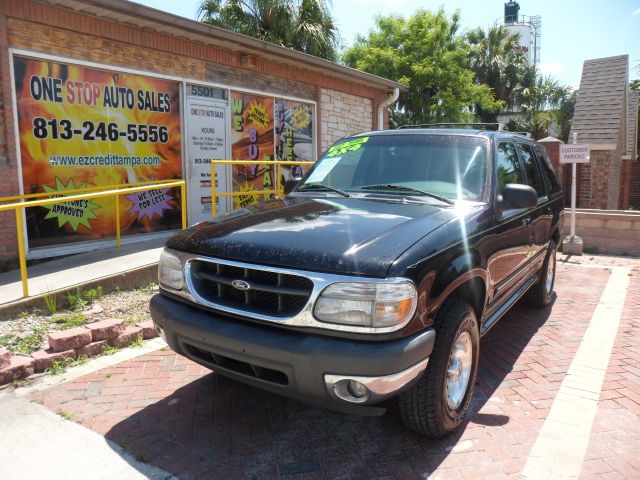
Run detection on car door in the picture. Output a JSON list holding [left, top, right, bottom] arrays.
[[516, 142, 551, 261], [486, 141, 533, 309]]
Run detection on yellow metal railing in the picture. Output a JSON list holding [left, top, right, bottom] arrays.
[[0, 179, 186, 298], [211, 160, 315, 217]]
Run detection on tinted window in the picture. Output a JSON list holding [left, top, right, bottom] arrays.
[[535, 145, 562, 194], [517, 143, 546, 198], [303, 134, 489, 201], [496, 142, 523, 193]]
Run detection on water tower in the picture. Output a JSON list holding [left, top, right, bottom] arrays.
[[496, 1, 541, 67]]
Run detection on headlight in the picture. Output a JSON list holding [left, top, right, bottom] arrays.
[[313, 281, 417, 328], [158, 249, 184, 290]]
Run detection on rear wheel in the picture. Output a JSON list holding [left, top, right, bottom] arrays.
[[399, 299, 479, 437], [523, 240, 557, 308]]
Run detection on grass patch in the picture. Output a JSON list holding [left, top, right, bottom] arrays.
[[124, 310, 146, 327], [45, 355, 88, 375], [56, 410, 74, 421], [100, 344, 120, 356], [13, 326, 48, 355], [51, 312, 86, 330], [65, 286, 103, 310], [0, 334, 14, 348], [43, 293, 57, 315], [105, 372, 112, 379], [129, 334, 144, 348], [137, 283, 158, 294]]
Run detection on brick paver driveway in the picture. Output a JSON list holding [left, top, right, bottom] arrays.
[[33, 262, 640, 479]]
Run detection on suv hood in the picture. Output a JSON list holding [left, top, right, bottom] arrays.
[[167, 196, 462, 276]]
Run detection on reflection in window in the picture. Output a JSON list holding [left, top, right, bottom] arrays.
[[517, 144, 545, 198], [497, 143, 523, 193]]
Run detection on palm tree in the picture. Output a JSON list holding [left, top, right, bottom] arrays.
[[198, 0, 339, 61], [467, 26, 532, 122], [515, 75, 573, 140]]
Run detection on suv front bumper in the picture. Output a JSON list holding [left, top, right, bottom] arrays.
[[150, 294, 435, 415]]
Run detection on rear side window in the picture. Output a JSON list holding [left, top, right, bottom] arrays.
[[496, 142, 523, 193], [535, 145, 562, 194], [517, 143, 546, 198]]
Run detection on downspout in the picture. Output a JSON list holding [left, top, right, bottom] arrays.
[[377, 88, 399, 130]]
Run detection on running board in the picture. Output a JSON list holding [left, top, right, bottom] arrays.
[[481, 277, 536, 336]]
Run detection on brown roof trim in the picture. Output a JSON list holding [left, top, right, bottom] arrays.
[[47, 0, 404, 91]]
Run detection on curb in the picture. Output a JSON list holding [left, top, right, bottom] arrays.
[[0, 263, 158, 321]]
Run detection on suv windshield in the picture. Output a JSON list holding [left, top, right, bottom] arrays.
[[297, 134, 489, 202]]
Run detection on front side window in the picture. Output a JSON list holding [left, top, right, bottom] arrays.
[[298, 134, 490, 202]]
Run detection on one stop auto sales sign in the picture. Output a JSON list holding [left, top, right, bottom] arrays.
[[560, 144, 590, 164]]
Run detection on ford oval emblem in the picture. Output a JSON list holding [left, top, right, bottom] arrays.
[[231, 279, 251, 291]]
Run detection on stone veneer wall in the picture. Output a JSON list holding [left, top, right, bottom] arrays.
[[561, 209, 640, 256], [320, 88, 373, 152]]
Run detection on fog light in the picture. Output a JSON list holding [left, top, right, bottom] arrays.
[[347, 380, 368, 398]]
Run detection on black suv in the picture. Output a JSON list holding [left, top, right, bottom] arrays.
[[150, 128, 563, 437]]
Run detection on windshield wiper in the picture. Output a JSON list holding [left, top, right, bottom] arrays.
[[296, 183, 351, 197], [358, 184, 454, 205]]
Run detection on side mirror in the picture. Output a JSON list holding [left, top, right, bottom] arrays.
[[283, 178, 301, 195], [501, 184, 537, 209]]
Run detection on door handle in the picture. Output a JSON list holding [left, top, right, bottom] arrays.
[[522, 218, 531, 226]]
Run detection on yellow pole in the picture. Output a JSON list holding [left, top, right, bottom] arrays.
[[114, 194, 121, 248], [15, 207, 28, 297], [180, 182, 187, 229], [212, 162, 217, 218], [277, 162, 282, 197]]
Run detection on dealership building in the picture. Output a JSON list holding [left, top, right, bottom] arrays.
[[0, 0, 401, 259]]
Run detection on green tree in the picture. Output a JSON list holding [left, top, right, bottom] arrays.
[[342, 9, 501, 127], [198, 0, 339, 61], [512, 74, 574, 140], [554, 88, 577, 143], [466, 26, 532, 122]]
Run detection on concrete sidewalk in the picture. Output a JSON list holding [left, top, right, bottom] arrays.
[[0, 237, 166, 307], [0, 339, 173, 480]]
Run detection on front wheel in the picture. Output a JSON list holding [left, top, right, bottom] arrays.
[[523, 240, 557, 308], [399, 299, 479, 437]]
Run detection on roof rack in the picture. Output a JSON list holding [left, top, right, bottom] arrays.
[[397, 123, 506, 131]]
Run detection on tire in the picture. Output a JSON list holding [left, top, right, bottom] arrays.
[[523, 240, 557, 308], [399, 299, 480, 437]]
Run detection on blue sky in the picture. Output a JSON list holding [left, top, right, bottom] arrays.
[[133, 0, 640, 90]]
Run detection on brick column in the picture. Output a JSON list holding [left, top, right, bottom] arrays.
[[0, 1, 19, 259]]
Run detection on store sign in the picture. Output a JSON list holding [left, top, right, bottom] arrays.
[[185, 85, 228, 223], [560, 144, 590, 164], [12, 56, 182, 250], [230, 91, 275, 209], [275, 98, 314, 181]]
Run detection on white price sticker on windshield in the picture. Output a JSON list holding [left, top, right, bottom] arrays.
[[305, 156, 341, 183]]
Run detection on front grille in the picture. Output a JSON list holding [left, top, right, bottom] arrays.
[[184, 343, 288, 386], [189, 259, 314, 317]]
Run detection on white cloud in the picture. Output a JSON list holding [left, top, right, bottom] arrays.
[[633, 7, 640, 15], [538, 62, 566, 74]]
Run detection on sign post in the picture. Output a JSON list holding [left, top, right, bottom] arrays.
[[559, 133, 590, 255]]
